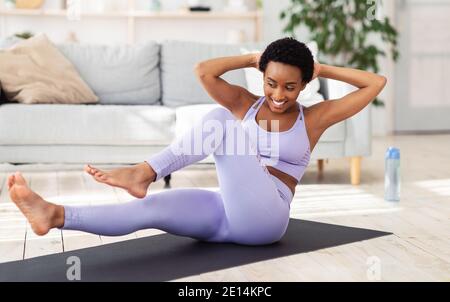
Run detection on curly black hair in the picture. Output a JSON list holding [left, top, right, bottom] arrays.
[[259, 37, 314, 84]]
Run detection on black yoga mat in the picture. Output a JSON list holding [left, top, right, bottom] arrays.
[[0, 219, 391, 282]]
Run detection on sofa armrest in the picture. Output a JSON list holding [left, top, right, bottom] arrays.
[[321, 78, 372, 157], [345, 103, 372, 157]]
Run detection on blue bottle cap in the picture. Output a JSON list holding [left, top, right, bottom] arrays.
[[385, 147, 400, 159]]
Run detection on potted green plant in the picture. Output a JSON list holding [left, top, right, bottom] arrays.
[[280, 0, 399, 107], [4, 0, 16, 9], [14, 31, 34, 39]]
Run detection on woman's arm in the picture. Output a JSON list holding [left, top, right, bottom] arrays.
[[194, 54, 260, 116], [312, 63, 387, 130]]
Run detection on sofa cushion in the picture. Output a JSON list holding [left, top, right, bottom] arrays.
[[161, 41, 248, 107], [175, 103, 222, 164], [0, 81, 7, 104], [0, 104, 175, 145], [0, 36, 10, 105], [0, 34, 99, 105], [57, 41, 160, 105], [175, 103, 221, 138], [0, 36, 23, 49]]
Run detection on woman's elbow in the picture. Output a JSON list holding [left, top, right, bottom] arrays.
[[376, 75, 387, 89], [194, 63, 205, 78]]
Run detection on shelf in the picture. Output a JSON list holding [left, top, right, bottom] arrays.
[[132, 11, 261, 20], [0, 3, 263, 44], [0, 8, 66, 16], [0, 8, 262, 19]]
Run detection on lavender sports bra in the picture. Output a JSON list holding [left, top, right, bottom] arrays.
[[241, 97, 311, 182]]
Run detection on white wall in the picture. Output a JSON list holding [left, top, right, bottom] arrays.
[[379, 0, 396, 136]]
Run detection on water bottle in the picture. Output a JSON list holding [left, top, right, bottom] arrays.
[[385, 147, 400, 201]]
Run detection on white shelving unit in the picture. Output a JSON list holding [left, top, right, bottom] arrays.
[[0, 0, 263, 44]]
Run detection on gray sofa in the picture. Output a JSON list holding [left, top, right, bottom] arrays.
[[0, 39, 371, 185]]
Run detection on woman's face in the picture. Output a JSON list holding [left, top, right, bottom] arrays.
[[263, 61, 306, 114]]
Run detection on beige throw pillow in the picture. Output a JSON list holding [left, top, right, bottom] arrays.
[[0, 33, 98, 104]]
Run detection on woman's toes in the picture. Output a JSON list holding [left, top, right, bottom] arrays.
[[85, 164, 92, 172], [7, 174, 15, 189], [14, 172, 27, 186], [84, 165, 92, 174], [94, 171, 107, 181], [86, 165, 102, 177]]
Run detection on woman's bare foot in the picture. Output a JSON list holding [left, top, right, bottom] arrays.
[[8, 172, 64, 236], [84, 162, 156, 199]]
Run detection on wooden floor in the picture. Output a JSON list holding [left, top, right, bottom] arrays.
[[0, 134, 449, 281]]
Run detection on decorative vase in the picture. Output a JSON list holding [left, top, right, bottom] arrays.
[[225, 0, 248, 12]]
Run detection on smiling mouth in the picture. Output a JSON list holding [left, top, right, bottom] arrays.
[[270, 97, 287, 107]]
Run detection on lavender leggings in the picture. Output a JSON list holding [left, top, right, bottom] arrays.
[[62, 107, 293, 245]]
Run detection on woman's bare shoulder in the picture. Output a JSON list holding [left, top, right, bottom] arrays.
[[233, 90, 261, 120], [303, 102, 325, 129]]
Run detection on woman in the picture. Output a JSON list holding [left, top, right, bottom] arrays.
[[8, 37, 386, 245]]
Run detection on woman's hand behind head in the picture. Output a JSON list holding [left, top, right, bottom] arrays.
[[252, 52, 262, 70], [311, 62, 321, 81]]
